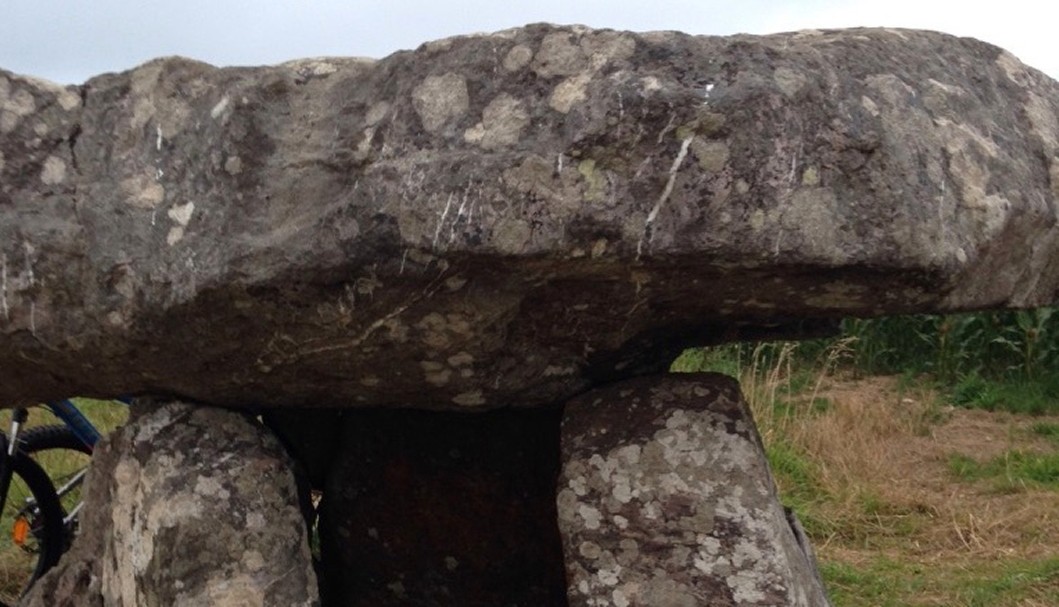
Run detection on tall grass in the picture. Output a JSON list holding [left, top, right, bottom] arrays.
[[843, 309, 1059, 384], [676, 307, 1059, 415]]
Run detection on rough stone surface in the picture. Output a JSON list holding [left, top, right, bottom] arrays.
[[317, 407, 567, 606], [558, 374, 830, 606], [3, 26, 1059, 410], [22, 402, 319, 607]]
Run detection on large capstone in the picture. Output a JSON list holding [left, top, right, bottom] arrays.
[[558, 374, 830, 606], [3, 26, 1059, 409]]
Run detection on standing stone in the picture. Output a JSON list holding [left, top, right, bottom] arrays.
[[318, 408, 567, 606], [22, 402, 319, 607], [558, 374, 829, 606]]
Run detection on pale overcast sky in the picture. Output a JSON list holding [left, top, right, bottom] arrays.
[[2, 0, 1056, 84]]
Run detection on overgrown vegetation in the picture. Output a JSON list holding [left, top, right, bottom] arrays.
[[673, 308, 1059, 606]]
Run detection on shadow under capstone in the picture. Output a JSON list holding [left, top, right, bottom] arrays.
[[317, 406, 568, 607]]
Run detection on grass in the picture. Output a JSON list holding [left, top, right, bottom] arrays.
[[949, 451, 1059, 489], [673, 329, 1059, 606]]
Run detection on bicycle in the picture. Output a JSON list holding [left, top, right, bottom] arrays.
[[0, 399, 119, 606]]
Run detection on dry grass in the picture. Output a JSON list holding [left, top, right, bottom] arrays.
[[729, 343, 1059, 606]]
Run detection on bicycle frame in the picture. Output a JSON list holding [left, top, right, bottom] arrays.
[[42, 400, 101, 450], [0, 397, 122, 526]]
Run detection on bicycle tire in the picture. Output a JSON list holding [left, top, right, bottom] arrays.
[[18, 425, 93, 456], [0, 454, 66, 606], [16, 426, 95, 553]]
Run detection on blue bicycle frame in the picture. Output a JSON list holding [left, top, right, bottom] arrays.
[[41, 398, 131, 449]]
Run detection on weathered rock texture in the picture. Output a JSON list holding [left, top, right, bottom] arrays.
[[317, 408, 567, 606], [22, 402, 319, 607], [4, 26, 1059, 409], [558, 374, 829, 606]]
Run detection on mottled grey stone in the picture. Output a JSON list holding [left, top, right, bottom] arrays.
[[2, 26, 1059, 410], [22, 402, 319, 607], [558, 374, 830, 606]]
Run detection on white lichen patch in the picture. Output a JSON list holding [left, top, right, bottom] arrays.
[[0, 77, 36, 133], [420, 360, 452, 386], [446, 351, 474, 367], [801, 165, 820, 187], [166, 201, 196, 245], [194, 475, 231, 500], [122, 171, 166, 209], [503, 44, 534, 72], [690, 139, 729, 173], [452, 390, 486, 407], [581, 32, 636, 70], [365, 101, 391, 126], [210, 95, 231, 119], [242, 549, 265, 572], [411, 73, 469, 133], [128, 62, 195, 141], [224, 155, 243, 175], [463, 93, 529, 149], [549, 73, 592, 114], [40, 155, 66, 185], [56, 87, 81, 111], [773, 66, 807, 97], [860, 95, 880, 116], [532, 32, 588, 78], [491, 216, 533, 253], [640, 76, 663, 93]]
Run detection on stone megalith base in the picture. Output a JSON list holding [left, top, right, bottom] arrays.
[[22, 402, 319, 607], [318, 408, 568, 606], [558, 374, 829, 606]]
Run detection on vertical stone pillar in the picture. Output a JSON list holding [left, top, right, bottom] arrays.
[[558, 373, 830, 607], [23, 402, 319, 607]]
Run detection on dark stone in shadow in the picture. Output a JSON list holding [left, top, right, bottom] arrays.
[[318, 407, 568, 606]]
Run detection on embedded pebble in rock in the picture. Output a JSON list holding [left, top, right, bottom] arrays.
[[558, 374, 830, 606]]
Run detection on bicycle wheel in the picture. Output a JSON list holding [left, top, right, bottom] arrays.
[[0, 454, 66, 606], [17, 427, 94, 548], [18, 426, 92, 455]]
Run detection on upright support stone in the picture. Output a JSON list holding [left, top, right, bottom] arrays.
[[558, 374, 829, 606], [23, 402, 319, 607]]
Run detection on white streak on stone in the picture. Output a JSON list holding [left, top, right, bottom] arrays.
[[210, 96, 230, 119], [638, 136, 694, 257], [0, 254, 7, 320], [156, 126, 163, 151], [432, 193, 455, 250], [22, 242, 35, 287]]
